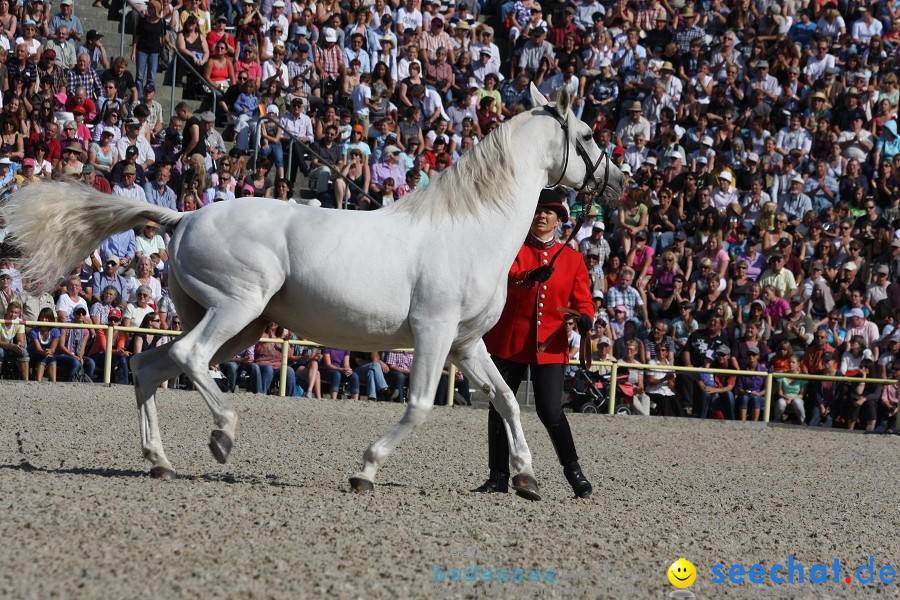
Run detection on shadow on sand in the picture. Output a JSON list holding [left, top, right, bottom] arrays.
[[0, 461, 301, 488]]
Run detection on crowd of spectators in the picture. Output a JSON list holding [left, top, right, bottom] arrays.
[[0, 0, 897, 418]]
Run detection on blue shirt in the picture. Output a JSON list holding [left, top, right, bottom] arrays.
[[612, 45, 647, 74], [90, 272, 128, 301], [29, 327, 61, 350], [233, 93, 258, 115], [343, 47, 371, 72], [876, 134, 900, 160], [101, 230, 136, 262], [143, 181, 177, 210], [49, 13, 84, 37], [789, 22, 817, 46]]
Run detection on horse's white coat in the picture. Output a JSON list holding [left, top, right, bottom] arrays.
[[3, 84, 624, 490]]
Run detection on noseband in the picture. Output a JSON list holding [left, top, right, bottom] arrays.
[[544, 104, 610, 198]]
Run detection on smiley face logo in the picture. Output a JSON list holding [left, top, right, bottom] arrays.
[[667, 559, 697, 588]]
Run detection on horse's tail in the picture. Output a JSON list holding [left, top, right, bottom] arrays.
[[1, 181, 187, 291]]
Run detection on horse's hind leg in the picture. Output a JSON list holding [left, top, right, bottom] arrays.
[[451, 340, 540, 500], [168, 307, 270, 464], [131, 345, 184, 479], [350, 327, 453, 492], [131, 318, 266, 477]]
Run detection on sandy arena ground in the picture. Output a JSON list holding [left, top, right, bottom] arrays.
[[0, 381, 898, 599]]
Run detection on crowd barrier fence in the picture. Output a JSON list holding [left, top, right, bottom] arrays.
[[14, 320, 898, 428], [587, 360, 898, 429], [16, 321, 442, 403]]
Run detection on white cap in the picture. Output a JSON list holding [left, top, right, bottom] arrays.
[[323, 27, 337, 42], [598, 58, 611, 68], [620, 163, 632, 174], [702, 135, 714, 146], [272, 0, 285, 5], [266, 104, 280, 114], [718, 171, 732, 183]]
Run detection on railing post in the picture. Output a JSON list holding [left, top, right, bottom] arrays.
[[104, 324, 115, 385], [279, 340, 290, 397], [169, 56, 177, 116], [608, 363, 618, 415], [286, 140, 292, 181], [763, 373, 773, 423], [253, 119, 263, 170], [447, 364, 455, 407], [120, 0, 128, 57]]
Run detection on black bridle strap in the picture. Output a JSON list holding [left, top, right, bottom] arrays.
[[543, 104, 610, 194]]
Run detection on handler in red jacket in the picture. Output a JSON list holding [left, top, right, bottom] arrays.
[[475, 188, 595, 498]]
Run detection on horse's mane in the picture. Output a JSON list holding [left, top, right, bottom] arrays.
[[385, 117, 520, 222]]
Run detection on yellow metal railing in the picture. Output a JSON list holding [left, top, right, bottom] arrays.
[[22, 318, 893, 424], [584, 360, 898, 428], [17, 321, 455, 404]]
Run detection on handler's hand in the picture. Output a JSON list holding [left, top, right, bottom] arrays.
[[526, 266, 554, 283], [577, 313, 593, 336]]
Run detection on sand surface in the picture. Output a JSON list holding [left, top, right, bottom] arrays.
[[0, 382, 898, 599]]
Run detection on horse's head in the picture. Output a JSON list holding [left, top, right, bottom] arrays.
[[529, 83, 624, 208]]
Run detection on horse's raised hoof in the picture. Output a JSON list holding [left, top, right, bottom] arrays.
[[149, 466, 176, 480], [349, 476, 374, 493], [511, 474, 541, 501], [208, 430, 233, 464]]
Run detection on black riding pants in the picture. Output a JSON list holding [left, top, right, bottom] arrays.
[[486, 357, 581, 475]]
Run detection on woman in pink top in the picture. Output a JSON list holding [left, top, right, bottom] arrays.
[[696, 235, 730, 279], [234, 45, 262, 87], [627, 230, 655, 291]]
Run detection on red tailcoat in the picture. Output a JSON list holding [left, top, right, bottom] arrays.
[[485, 235, 594, 365]]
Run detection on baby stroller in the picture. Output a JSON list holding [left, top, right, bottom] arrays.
[[563, 366, 635, 415]]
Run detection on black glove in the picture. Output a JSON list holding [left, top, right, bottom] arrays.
[[526, 266, 555, 283], [577, 313, 593, 336]]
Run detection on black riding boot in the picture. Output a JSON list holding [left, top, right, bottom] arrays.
[[547, 420, 593, 498], [472, 407, 509, 494]]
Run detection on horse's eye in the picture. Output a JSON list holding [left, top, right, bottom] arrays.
[[581, 133, 593, 142]]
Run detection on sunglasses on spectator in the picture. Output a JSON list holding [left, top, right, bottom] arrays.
[[109, 316, 121, 322], [150, 318, 161, 323]]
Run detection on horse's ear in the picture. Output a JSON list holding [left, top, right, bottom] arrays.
[[556, 86, 571, 116], [529, 82, 548, 107]]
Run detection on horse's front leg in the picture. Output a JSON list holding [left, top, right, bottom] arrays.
[[452, 340, 540, 500], [349, 324, 454, 492]]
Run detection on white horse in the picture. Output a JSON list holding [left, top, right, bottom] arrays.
[[2, 84, 623, 499]]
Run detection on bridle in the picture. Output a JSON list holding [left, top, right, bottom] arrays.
[[535, 104, 611, 369], [544, 104, 610, 198]]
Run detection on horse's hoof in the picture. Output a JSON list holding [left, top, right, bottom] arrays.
[[209, 430, 233, 464], [511, 473, 541, 501], [149, 466, 176, 480], [349, 476, 374, 493]]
